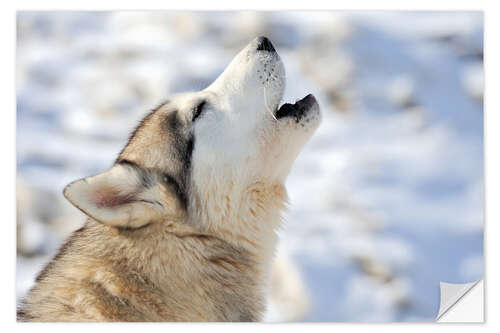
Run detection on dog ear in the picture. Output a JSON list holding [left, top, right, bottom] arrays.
[[63, 163, 166, 228]]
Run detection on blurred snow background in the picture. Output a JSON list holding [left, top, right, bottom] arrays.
[[16, 11, 484, 322]]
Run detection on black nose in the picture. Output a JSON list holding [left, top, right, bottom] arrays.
[[256, 36, 276, 52]]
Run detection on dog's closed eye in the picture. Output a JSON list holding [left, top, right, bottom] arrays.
[[192, 101, 206, 122]]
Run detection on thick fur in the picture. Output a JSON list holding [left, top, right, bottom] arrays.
[[18, 37, 320, 322]]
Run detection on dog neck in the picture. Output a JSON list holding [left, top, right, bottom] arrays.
[[189, 179, 288, 286]]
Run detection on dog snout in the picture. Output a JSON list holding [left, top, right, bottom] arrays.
[[256, 36, 276, 53]]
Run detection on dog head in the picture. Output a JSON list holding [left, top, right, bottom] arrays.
[[64, 37, 321, 230]]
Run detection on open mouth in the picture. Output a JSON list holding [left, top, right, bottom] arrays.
[[275, 94, 318, 123]]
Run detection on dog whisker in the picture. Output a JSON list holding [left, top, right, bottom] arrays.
[[262, 86, 278, 121]]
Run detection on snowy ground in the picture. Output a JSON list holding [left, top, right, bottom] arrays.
[[16, 11, 484, 322]]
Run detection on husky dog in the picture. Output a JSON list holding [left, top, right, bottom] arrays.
[[18, 36, 320, 322]]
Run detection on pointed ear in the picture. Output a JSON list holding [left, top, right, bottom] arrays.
[[63, 163, 166, 228]]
